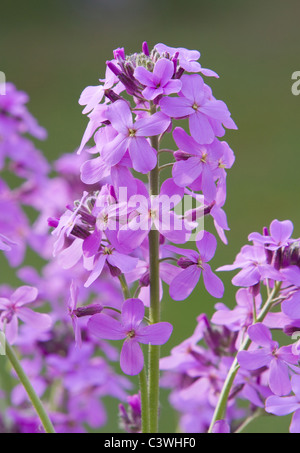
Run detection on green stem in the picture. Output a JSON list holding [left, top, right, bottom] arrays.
[[208, 283, 281, 433], [4, 340, 55, 433], [234, 409, 263, 433], [147, 102, 161, 433], [139, 365, 149, 433], [118, 274, 131, 300]]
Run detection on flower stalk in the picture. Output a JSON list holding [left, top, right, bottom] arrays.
[[5, 340, 55, 434], [208, 283, 281, 432]]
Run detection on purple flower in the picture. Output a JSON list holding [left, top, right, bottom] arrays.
[[102, 100, 170, 173], [266, 375, 300, 433], [168, 231, 224, 300], [249, 219, 294, 251], [154, 43, 219, 77], [212, 288, 262, 347], [88, 298, 173, 375], [217, 244, 283, 287], [160, 74, 236, 144], [0, 286, 52, 344], [237, 323, 299, 396], [172, 127, 222, 201], [134, 58, 182, 100]]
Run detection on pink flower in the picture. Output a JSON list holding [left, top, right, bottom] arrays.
[[0, 286, 52, 344], [88, 298, 173, 375]]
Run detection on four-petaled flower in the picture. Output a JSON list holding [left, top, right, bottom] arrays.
[[88, 298, 173, 375]]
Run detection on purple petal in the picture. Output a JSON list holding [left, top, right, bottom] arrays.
[[5, 316, 19, 344], [88, 313, 125, 340], [11, 286, 38, 306], [169, 265, 201, 301], [290, 409, 300, 433], [281, 266, 300, 287], [180, 74, 204, 104], [135, 112, 170, 137], [160, 96, 194, 118], [58, 238, 83, 270], [172, 158, 202, 187], [128, 137, 157, 173], [106, 100, 133, 134], [196, 231, 217, 262], [153, 58, 174, 86], [266, 395, 300, 416], [80, 157, 110, 184], [202, 263, 224, 298], [102, 135, 129, 167], [84, 254, 106, 288], [189, 111, 215, 144], [83, 229, 102, 258], [282, 292, 300, 319], [237, 349, 271, 370], [231, 265, 261, 287], [121, 298, 145, 330], [247, 323, 273, 348], [120, 339, 144, 375], [16, 308, 52, 331], [107, 251, 138, 273], [270, 219, 293, 245], [137, 322, 173, 345], [269, 359, 292, 396]]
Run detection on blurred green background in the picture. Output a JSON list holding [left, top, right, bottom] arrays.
[[1, 0, 300, 433]]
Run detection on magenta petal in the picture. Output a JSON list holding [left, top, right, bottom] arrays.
[[232, 265, 261, 287], [196, 231, 217, 262], [172, 158, 202, 187], [153, 58, 174, 85], [11, 286, 38, 306], [58, 238, 83, 270], [80, 157, 110, 184], [237, 349, 271, 370], [84, 253, 106, 288], [247, 323, 273, 348], [137, 322, 173, 345], [17, 308, 52, 331], [266, 396, 300, 416], [281, 266, 300, 287], [269, 359, 292, 396], [121, 298, 145, 330], [270, 219, 293, 244], [88, 313, 125, 340], [282, 292, 300, 319], [169, 266, 201, 301], [83, 229, 102, 258], [290, 409, 300, 433], [5, 316, 19, 345], [102, 135, 129, 167], [202, 263, 224, 298], [106, 100, 133, 134], [129, 137, 157, 173], [120, 339, 144, 376], [107, 252, 138, 273], [160, 96, 194, 118], [189, 111, 215, 144], [135, 112, 170, 137]]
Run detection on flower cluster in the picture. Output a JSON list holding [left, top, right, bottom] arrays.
[[0, 83, 132, 433], [50, 42, 236, 380], [161, 219, 300, 433]]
